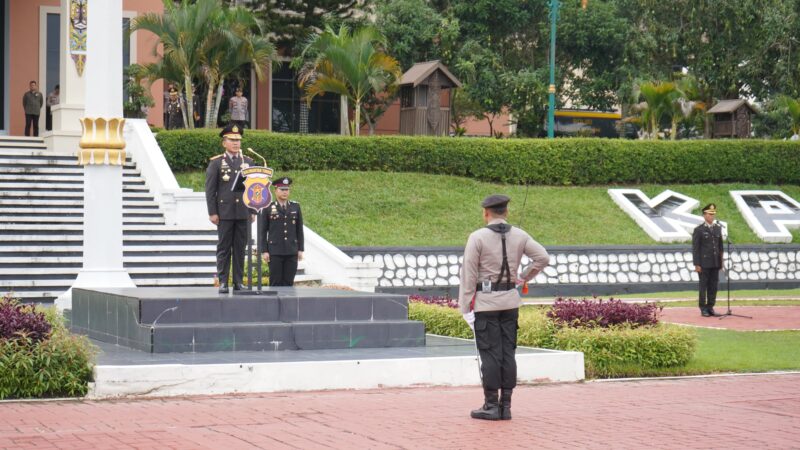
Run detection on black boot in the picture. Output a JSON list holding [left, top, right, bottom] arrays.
[[470, 389, 501, 420], [219, 283, 229, 294], [500, 388, 512, 420]]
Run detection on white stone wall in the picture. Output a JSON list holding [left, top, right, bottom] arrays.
[[348, 248, 800, 288]]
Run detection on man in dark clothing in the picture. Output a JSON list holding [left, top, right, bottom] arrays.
[[260, 177, 304, 286], [205, 124, 255, 293], [692, 203, 724, 317], [23, 81, 44, 136]]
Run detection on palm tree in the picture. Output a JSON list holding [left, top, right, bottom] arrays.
[[131, 0, 222, 129], [297, 25, 401, 136], [199, 6, 276, 128], [633, 81, 677, 139], [667, 76, 706, 140], [775, 96, 800, 138]]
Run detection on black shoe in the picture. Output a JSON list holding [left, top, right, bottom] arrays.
[[232, 283, 244, 291], [470, 389, 501, 421], [500, 389, 512, 420], [707, 307, 716, 316], [701, 308, 710, 317], [219, 284, 229, 294]]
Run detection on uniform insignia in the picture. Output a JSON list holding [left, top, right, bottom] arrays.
[[232, 125, 239, 133], [210, 154, 223, 161], [222, 174, 230, 182]]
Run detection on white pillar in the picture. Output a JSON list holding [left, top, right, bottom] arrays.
[[56, 0, 134, 310], [44, 0, 86, 153]]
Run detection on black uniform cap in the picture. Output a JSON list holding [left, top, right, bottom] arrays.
[[274, 177, 292, 187], [481, 194, 510, 209], [702, 203, 717, 214], [219, 123, 243, 140]]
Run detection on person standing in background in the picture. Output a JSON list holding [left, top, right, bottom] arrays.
[[692, 203, 724, 317], [22, 81, 44, 137], [45, 84, 59, 132], [228, 87, 249, 130]]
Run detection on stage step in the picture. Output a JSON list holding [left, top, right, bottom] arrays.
[[71, 287, 424, 353]]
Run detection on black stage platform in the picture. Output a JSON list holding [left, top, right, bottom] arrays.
[[71, 287, 425, 353]]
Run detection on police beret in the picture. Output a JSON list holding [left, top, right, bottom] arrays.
[[219, 123, 243, 140], [702, 203, 717, 214], [274, 177, 292, 187], [481, 194, 510, 208]]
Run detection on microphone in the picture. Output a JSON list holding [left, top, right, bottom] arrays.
[[715, 219, 725, 227]]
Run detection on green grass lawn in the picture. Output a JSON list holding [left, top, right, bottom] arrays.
[[177, 170, 800, 247], [644, 327, 800, 377]]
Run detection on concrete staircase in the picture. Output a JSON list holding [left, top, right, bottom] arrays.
[[0, 136, 318, 302]]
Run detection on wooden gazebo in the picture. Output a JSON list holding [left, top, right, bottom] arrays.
[[707, 99, 757, 139], [398, 61, 462, 136]]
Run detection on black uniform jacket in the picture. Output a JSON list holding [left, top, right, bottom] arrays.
[[205, 153, 255, 220], [260, 200, 304, 256], [692, 222, 723, 269]]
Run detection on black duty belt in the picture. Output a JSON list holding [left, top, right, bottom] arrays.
[[475, 282, 516, 292]]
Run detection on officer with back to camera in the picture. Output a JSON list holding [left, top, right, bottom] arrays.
[[459, 194, 550, 421], [205, 124, 255, 293]]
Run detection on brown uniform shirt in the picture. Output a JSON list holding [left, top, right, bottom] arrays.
[[458, 218, 550, 314]]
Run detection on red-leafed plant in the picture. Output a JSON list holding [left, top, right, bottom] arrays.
[[547, 298, 661, 329], [0, 294, 52, 343], [408, 294, 459, 309]]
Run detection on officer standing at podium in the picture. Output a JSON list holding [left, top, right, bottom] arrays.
[[260, 177, 304, 286], [693, 203, 724, 317], [205, 124, 255, 293]]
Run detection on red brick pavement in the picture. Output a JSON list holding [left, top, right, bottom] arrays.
[[660, 306, 800, 331], [1, 373, 799, 449]]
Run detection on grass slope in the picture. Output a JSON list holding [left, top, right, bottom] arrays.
[[177, 170, 800, 247]]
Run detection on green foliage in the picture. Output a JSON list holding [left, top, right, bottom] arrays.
[[409, 302, 473, 339], [408, 303, 696, 378], [158, 130, 800, 186], [374, 0, 448, 71], [554, 323, 697, 378], [0, 304, 96, 399], [123, 65, 156, 119]]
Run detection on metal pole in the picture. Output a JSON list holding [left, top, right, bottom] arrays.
[[257, 213, 264, 291], [547, 0, 559, 139]]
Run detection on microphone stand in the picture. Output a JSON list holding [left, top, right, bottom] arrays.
[[717, 222, 751, 320]]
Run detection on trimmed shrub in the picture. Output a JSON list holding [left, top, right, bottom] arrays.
[[408, 301, 556, 347], [0, 295, 51, 342], [554, 324, 697, 378], [547, 298, 661, 328], [156, 130, 800, 185], [0, 296, 96, 399]]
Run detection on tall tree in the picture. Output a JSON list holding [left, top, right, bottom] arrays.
[[249, 0, 367, 52], [297, 25, 401, 136], [132, 0, 223, 129]]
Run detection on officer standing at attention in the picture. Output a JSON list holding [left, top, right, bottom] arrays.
[[692, 203, 724, 317], [459, 194, 550, 421], [205, 124, 255, 293], [260, 177, 304, 286]]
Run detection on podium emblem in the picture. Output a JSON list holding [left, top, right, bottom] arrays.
[[241, 166, 274, 212]]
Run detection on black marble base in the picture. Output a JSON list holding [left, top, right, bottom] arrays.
[[71, 287, 425, 353]]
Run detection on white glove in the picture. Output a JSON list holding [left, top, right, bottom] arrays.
[[462, 311, 475, 331]]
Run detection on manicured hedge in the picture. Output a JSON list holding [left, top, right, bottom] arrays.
[[408, 301, 697, 378], [156, 130, 800, 185]]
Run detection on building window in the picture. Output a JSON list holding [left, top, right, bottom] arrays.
[[400, 86, 413, 108], [45, 13, 60, 100], [271, 62, 340, 133]]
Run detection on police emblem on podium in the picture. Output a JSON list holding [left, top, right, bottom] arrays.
[[241, 166, 274, 212]]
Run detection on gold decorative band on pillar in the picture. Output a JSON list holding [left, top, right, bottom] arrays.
[[78, 117, 126, 165]]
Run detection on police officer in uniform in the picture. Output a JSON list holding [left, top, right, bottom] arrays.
[[205, 124, 255, 293], [692, 203, 724, 317], [260, 177, 304, 286], [459, 194, 550, 420]]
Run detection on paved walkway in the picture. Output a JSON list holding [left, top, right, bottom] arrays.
[[660, 306, 800, 331], [1, 373, 799, 449]]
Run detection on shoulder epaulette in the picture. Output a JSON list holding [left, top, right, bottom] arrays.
[[290, 200, 298, 204], [209, 154, 223, 161]]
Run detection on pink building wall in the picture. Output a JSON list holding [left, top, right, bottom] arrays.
[[8, 0, 165, 135]]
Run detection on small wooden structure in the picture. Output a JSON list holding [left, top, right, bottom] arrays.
[[398, 61, 462, 136], [707, 99, 756, 139]]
